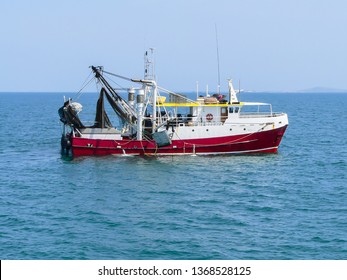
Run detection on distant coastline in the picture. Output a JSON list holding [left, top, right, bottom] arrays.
[[296, 87, 347, 93]]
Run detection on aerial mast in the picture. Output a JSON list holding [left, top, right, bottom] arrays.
[[215, 24, 221, 94], [144, 48, 158, 133], [144, 48, 155, 80]]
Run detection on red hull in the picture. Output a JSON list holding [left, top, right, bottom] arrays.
[[70, 125, 287, 156]]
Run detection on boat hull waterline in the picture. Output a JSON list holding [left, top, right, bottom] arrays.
[[70, 125, 287, 156]]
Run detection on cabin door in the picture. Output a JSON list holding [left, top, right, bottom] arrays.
[[220, 107, 228, 123]]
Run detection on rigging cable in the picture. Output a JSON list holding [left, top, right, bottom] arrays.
[[75, 71, 95, 100], [103, 72, 128, 92], [102, 70, 133, 82]]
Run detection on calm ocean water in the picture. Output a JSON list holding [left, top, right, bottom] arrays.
[[0, 92, 346, 260]]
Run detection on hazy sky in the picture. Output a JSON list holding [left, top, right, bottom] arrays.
[[1, 0, 347, 92]]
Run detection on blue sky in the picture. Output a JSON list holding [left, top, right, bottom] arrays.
[[1, 0, 347, 92]]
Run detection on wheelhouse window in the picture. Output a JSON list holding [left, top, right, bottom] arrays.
[[239, 103, 273, 116], [229, 107, 239, 113]]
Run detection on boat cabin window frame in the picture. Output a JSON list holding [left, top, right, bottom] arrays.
[[229, 106, 240, 114], [238, 103, 273, 116]]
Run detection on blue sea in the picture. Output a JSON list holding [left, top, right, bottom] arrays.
[[1, 91, 346, 260]]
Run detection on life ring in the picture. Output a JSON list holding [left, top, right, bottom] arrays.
[[206, 113, 213, 121]]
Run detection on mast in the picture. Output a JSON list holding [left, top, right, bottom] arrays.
[[144, 49, 157, 133], [144, 48, 155, 80], [136, 89, 145, 140], [215, 24, 221, 94], [152, 81, 157, 133]]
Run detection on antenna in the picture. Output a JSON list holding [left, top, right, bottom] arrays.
[[215, 24, 221, 94], [144, 48, 155, 80]]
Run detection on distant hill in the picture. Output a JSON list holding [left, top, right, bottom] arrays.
[[298, 87, 347, 93]]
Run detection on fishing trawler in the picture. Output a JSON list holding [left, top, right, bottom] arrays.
[[59, 50, 288, 156]]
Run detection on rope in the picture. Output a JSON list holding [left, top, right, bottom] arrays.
[[75, 71, 94, 100], [107, 123, 270, 156], [174, 123, 272, 149], [103, 72, 127, 91], [102, 70, 134, 82], [115, 123, 272, 154], [157, 86, 197, 104]]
